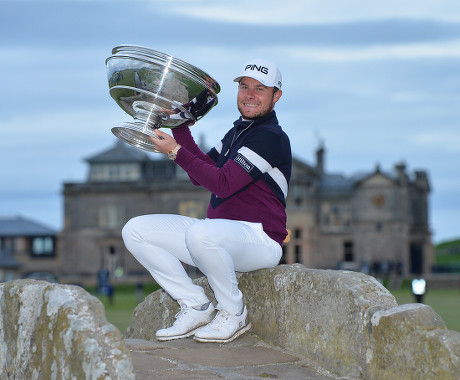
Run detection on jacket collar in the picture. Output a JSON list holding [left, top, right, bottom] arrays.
[[233, 110, 278, 129]]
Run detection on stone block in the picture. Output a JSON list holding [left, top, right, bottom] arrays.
[[125, 264, 460, 378], [368, 304, 460, 379], [237, 264, 398, 378], [0, 279, 134, 380], [125, 264, 397, 378]]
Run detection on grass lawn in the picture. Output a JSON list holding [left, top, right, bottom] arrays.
[[90, 283, 160, 334], [93, 285, 460, 335]]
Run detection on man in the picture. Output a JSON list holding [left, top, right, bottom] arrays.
[[122, 58, 292, 343]]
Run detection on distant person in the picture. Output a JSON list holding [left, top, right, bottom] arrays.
[[122, 58, 292, 343]]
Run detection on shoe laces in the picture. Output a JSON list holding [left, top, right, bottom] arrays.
[[209, 310, 231, 327], [173, 302, 191, 324], [174, 308, 187, 320]]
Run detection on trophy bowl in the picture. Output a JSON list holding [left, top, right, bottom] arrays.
[[106, 45, 220, 152]]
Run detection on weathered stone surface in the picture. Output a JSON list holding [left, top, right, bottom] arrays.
[[125, 264, 460, 379], [125, 264, 395, 377], [125, 288, 180, 341], [368, 304, 460, 379], [0, 279, 134, 380], [237, 265, 397, 378]]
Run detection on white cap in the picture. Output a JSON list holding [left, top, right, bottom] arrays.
[[233, 58, 282, 89]]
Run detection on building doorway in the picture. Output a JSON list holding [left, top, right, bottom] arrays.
[[410, 243, 424, 274]]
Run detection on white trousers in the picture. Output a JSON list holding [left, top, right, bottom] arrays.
[[122, 215, 282, 315]]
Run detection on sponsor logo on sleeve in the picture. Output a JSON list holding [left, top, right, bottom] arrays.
[[234, 153, 254, 173]]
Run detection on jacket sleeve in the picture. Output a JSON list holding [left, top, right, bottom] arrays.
[[172, 126, 215, 165], [172, 126, 217, 185], [174, 146, 254, 198]]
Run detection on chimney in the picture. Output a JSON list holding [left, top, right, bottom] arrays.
[[316, 141, 325, 174]]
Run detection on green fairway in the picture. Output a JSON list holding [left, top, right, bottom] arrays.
[[94, 285, 460, 335], [91, 283, 160, 334]]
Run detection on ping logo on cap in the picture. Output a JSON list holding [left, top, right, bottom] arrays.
[[244, 64, 269, 75]]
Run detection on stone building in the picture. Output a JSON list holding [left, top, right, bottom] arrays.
[[60, 140, 209, 285], [0, 215, 58, 281], [59, 139, 432, 285], [284, 144, 433, 277]]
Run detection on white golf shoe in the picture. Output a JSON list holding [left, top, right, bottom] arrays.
[[193, 305, 251, 343], [156, 301, 215, 341]]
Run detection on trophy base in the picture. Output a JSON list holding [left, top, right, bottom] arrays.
[[112, 122, 160, 152]]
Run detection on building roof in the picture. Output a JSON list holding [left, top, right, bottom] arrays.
[[292, 156, 318, 174], [0, 215, 56, 237], [86, 139, 151, 164], [318, 174, 354, 194], [351, 164, 397, 186]]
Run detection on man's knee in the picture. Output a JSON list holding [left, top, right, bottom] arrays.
[[185, 221, 217, 253], [121, 216, 144, 243]]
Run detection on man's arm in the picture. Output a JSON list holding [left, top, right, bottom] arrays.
[[172, 126, 215, 166], [174, 146, 254, 198]]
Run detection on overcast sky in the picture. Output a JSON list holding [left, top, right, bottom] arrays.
[[1, 0, 459, 243]]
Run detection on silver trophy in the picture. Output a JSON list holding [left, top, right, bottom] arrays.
[[106, 45, 220, 152]]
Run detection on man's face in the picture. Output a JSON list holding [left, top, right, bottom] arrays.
[[237, 77, 282, 120]]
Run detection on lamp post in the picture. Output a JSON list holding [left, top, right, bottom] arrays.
[[411, 278, 426, 303]]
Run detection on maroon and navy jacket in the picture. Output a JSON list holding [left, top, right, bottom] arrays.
[[173, 111, 292, 246]]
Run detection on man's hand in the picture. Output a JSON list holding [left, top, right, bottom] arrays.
[[149, 129, 178, 154]]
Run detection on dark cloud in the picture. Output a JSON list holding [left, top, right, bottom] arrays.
[[3, 1, 460, 49]]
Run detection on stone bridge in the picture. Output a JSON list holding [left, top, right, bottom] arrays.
[[1, 264, 459, 379]]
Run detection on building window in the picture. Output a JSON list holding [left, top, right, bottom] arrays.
[[31, 237, 55, 257], [321, 202, 351, 231], [344, 241, 354, 262], [179, 201, 205, 219], [295, 245, 302, 263], [0, 237, 14, 251], [90, 163, 141, 182], [294, 228, 302, 239], [99, 204, 124, 228]]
